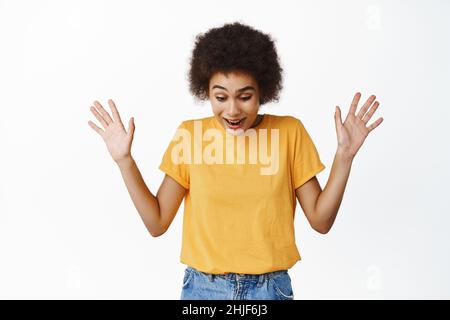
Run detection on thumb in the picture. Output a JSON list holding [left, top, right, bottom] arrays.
[[127, 117, 135, 138], [334, 106, 342, 134]]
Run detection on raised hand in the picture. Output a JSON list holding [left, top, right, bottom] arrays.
[[88, 99, 135, 164], [334, 92, 383, 158]]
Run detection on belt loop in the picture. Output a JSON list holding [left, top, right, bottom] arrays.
[[257, 273, 266, 287], [207, 273, 214, 282]]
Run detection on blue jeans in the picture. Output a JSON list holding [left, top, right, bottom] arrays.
[[180, 266, 294, 300]]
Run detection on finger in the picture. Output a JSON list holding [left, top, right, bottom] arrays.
[[90, 105, 109, 129], [357, 94, 376, 119], [93, 101, 114, 125], [127, 117, 135, 139], [335, 105, 342, 125], [346, 92, 361, 121], [108, 99, 124, 126], [88, 120, 105, 137], [362, 101, 380, 124], [367, 117, 383, 132], [335, 106, 342, 135]]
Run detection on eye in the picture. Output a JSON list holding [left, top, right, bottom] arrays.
[[215, 96, 252, 102]]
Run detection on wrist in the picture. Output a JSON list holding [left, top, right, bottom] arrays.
[[116, 155, 134, 168], [336, 147, 355, 162]]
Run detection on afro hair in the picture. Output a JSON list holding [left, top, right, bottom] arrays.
[[187, 21, 284, 105]]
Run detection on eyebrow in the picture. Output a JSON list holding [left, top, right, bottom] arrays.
[[211, 85, 256, 93]]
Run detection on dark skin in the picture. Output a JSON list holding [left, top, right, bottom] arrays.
[[88, 72, 383, 236], [295, 92, 382, 233]]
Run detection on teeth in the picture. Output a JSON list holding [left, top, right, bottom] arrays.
[[226, 118, 243, 125]]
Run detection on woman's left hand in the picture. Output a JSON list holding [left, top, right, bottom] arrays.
[[335, 92, 383, 159]]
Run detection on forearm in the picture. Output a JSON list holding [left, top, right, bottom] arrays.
[[116, 156, 164, 236], [313, 148, 354, 233]]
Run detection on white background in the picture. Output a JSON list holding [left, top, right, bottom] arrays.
[[1, 0, 449, 299]]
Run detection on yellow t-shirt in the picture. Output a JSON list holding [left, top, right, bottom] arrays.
[[158, 114, 325, 274]]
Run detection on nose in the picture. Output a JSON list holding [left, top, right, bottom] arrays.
[[225, 99, 242, 117]]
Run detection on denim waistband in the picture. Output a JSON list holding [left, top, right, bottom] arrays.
[[186, 265, 287, 283]]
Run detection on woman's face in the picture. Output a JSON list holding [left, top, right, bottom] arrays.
[[208, 71, 260, 135]]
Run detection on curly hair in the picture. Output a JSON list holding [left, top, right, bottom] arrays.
[[187, 21, 284, 105]]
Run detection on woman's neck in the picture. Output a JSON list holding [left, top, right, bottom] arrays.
[[249, 114, 264, 128]]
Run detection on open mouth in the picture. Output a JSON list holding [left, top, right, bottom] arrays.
[[223, 117, 246, 128]]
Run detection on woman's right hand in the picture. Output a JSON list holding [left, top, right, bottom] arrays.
[[88, 99, 135, 165]]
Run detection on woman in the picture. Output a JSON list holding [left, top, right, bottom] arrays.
[[87, 22, 383, 300]]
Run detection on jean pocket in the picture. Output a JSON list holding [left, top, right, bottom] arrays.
[[269, 272, 294, 300], [182, 267, 194, 288]]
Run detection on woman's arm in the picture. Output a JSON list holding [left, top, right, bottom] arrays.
[[295, 92, 383, 234], [88, 99, 186, 238], [117, 156, 186, 237], [295, 150, 353, 234]]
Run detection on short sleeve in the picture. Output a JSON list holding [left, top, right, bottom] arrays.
[[292, 119, 326, 189], [158, 121, 190, 189]]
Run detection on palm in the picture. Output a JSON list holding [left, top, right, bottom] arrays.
[[88, 99, 135, 163], [335, 92, 383, 157], [103, 120, 131, 161]]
